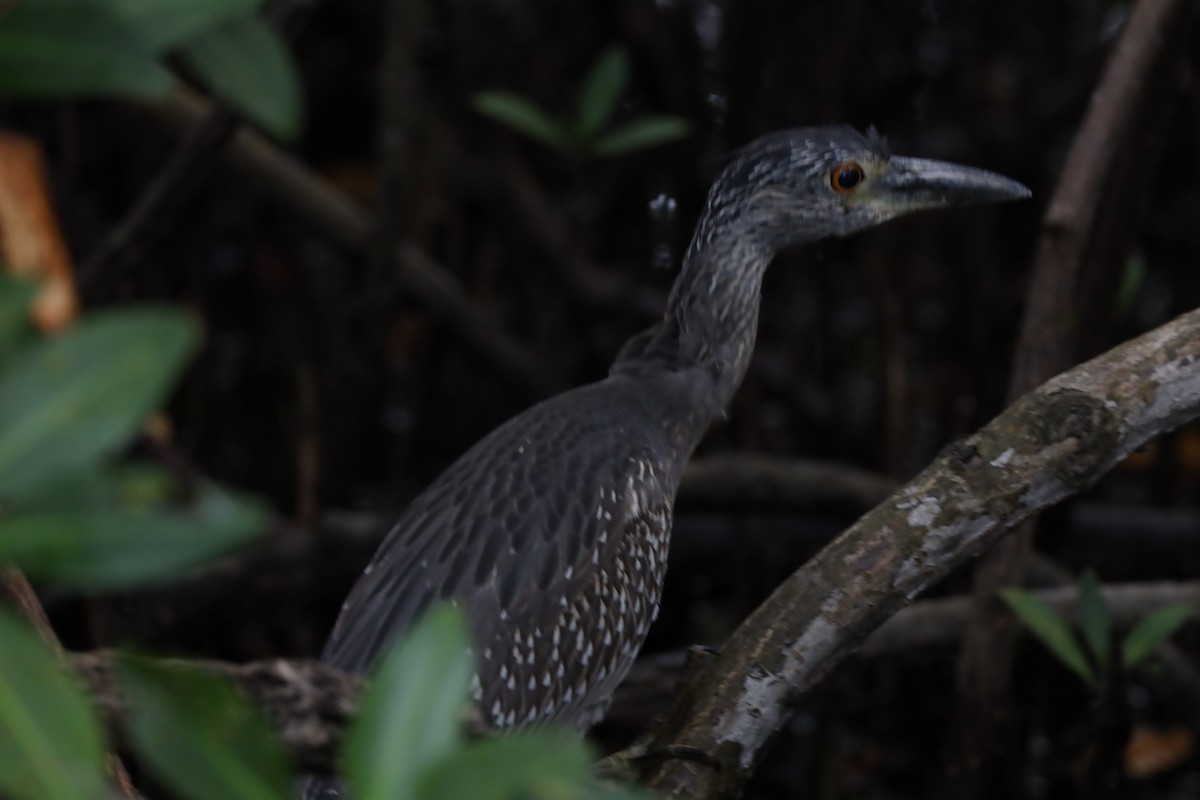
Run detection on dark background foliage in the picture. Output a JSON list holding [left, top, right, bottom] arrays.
[[9, 0, 1200, 796]]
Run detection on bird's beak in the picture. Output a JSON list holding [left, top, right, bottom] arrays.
[[871, 156, 1031, 213]]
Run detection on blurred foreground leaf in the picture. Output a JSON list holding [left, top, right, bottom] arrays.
[[0, 307, 199, 499], [0, 484, 267, 590], [0, 1, 169, 98], [1002, 588, 1096, 687], [345, 605, 473, 800], [0, 610, 109, 800], [0, 275, 37, 364], [118, 655, 292, 800], [181, 15, 303, 140], [422, 732, 596, 800], [111, 0, 262, 51]]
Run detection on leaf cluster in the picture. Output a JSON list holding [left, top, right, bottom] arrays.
[[473, 46, 689, 159], [0, 0, 302, 139], [1001, 570, 1192, 690], [0, 275, 646, 799]]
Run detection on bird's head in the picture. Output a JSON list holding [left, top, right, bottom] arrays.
[[699, 126, 1030, 252]]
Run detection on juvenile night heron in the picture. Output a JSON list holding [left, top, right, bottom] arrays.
[[306, 127, 1027, 797]]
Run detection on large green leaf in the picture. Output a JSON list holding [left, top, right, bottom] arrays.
[[0, 307, 199, 499], [345, 605, 474, 800], [9, 463, 179, 515], [421, 732, 596, 800], [1077, 570, 1110, 671], [111, 0, 262, 52], [0, 486, 267, 590], [576, 46, 629, 138], [592, 115, 689, 157], [180, 15, 303, 141], [1122, 603, 1192, 669], [1001, 588, 1096, 688], [0, 610, 109, 800], [117, 655, 291, 800], [473, 92, 576, 154], [0, 2, 169, 98]]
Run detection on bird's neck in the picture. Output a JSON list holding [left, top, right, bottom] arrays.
[[611, 232, 774, 448]]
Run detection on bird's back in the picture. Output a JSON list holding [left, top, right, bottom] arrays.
[[323, 373, 682, 728]]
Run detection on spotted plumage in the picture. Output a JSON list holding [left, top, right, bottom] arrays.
[[303, 127, 1028, 798]]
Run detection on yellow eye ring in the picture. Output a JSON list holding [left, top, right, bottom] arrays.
[[831, 161, 864, 193]]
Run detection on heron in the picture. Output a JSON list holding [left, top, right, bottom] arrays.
[[305, 126, 1028, 797]]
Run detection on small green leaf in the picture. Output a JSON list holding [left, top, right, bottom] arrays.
[[111, 0, 263, 52], [0, 610, 109, 800], [473, 92, 577, 154], [421, 731, 595, 800], [592, 115, 689, 157], [0, 2, 169, 98], [0, 274, 37, 364], [577, 46, 630, 138], [0, 487, 267, 590], [0, 306, 199, 499], [1001, 588, 1096, 687], [1115, 254, 1146, 318], [117, 654, 292, 800], [1077, 570, 1110, 670], [345, 605, 473, 800], [180, 15, 303, 140], [1122, 603, 1192, 669]]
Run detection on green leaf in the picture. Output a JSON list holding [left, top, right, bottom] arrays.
[[0, 306, 199, 499], [1122, 603, 1192, 669], [0, 2, 169, 98], [10, 463, 180, 515], [592, 115, 689, 157], [180, 15, 303, 140], [0, 610, 109, 800], [1077, 570, 1110, 670], [576, 46, 630, 138], [0, 274, 37, 364], [111, 0, 263, 52], [473, 92, 577, 155], [421, 731, 596, 800], [1001, 588, 1096, 687], [117, 654, 292, 800], [0, 486, 267, 590], [1115, 254, 1146, 318], [345, 605, 474, 800]]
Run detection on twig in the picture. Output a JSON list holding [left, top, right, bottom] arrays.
[[633, 303, 1200, 799], [135, 89, 559, 400], [951, 0, 1195, 793], [79, 0, 316, 287], [677, 454, 896, 514]]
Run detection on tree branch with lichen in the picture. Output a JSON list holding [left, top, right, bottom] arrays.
[[636, 305, 1200, 799]]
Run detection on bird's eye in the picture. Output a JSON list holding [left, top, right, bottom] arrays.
[[831, 162, 864, 193]]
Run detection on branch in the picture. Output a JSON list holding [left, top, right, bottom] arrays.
[[954, 0, 1195, 790], [67, 580, 1200, 775], [605, 580, 1200, 729], [635, 305, 1200, 798], [678, 455, 896, 514], [75, 653, 359, 776]]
